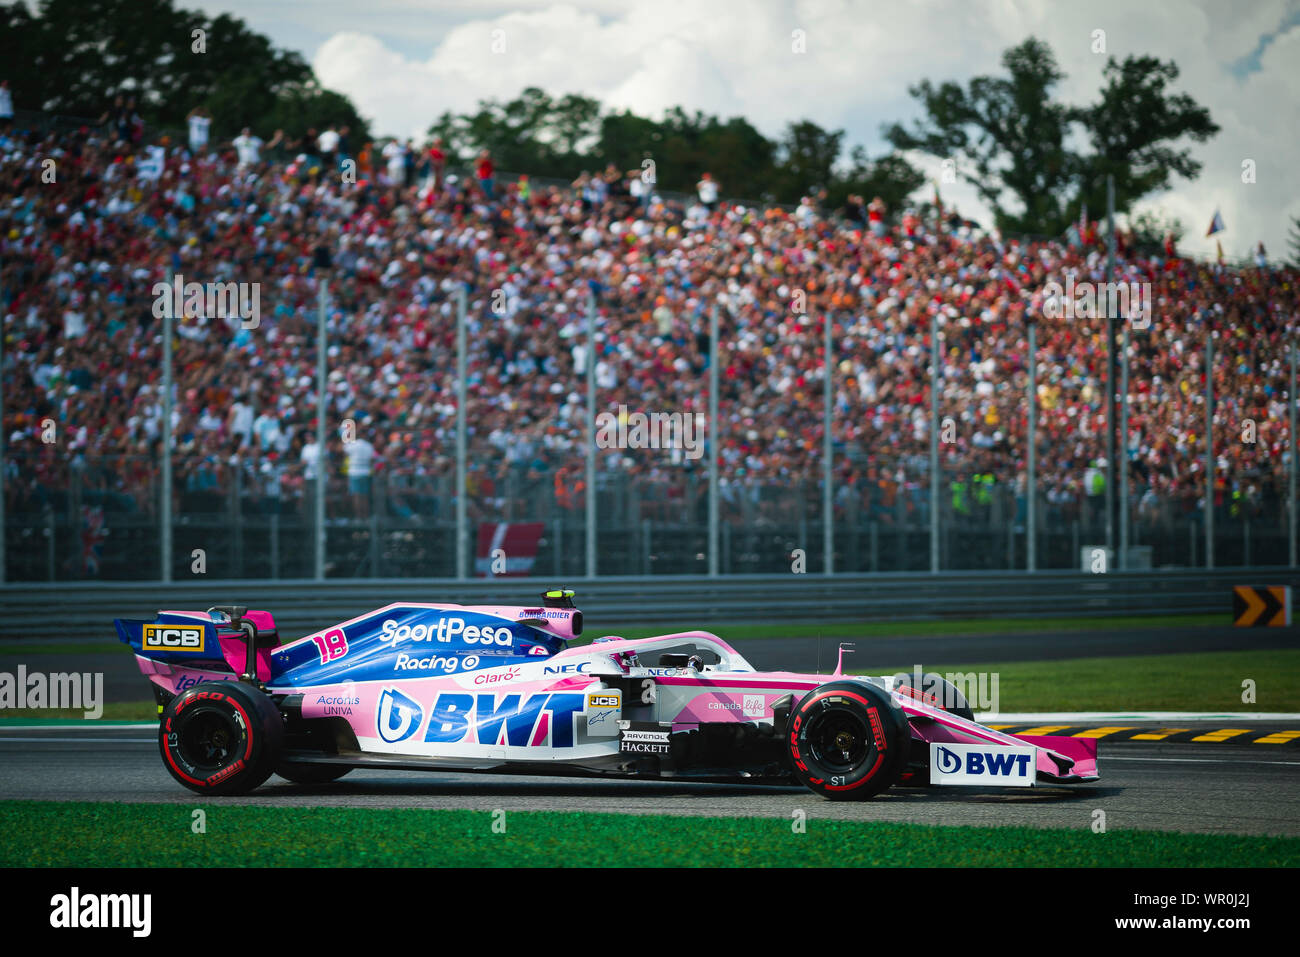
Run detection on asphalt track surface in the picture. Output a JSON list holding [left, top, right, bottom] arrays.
[[1, 725, 1297, 837], [6, 622, 1294, 704]]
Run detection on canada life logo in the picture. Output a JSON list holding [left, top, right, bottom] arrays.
[[377, 688, 424, 743]]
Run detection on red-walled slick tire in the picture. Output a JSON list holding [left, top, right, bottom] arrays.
[[159, 682, 283, 795], [786, 680, 910, 801]]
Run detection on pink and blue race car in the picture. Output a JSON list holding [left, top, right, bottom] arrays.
[[114, 590, 1098, 798]]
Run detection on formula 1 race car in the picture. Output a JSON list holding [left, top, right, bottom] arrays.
[[114, 590, 1098, 798]]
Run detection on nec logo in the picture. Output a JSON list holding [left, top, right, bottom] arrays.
[[936, 746, 1031, 776], [142, 624, 205, 652]]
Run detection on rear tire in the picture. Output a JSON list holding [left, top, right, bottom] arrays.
[[786, 680, 909, 801], [159, 682, 283, 795]]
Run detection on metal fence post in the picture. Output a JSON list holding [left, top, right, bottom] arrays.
[[1291, 335, 1297, 567], [161, 304, 173, 582], [823, 311, 833, 575], [930, 311, 940, 573], [315, 279, 327, 581], [1027, 318, 1037, 571], [1120, 321, 1130, 569], [0, 281, 5, 584], [1205, 320, 1214, 569], [708, 305, 721, 577], [586, 289, 597, 578], [456, 285, 468, 580]]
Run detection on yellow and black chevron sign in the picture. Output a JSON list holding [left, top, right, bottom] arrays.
[[1232, 585, 1292, 627]]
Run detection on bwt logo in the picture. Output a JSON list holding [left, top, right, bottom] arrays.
[[152, 273, 261, 328], [1040, 275, 1151, 329], [595, 405, 705, 460], [936, 746, 1032, 776], [377, 688, 424, 743]]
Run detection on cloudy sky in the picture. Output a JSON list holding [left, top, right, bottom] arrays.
[[194, 0, 1299, 260]]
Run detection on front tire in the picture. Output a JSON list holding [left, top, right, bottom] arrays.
[[159, 682, 283, 795], [787, 680, 909, 800]]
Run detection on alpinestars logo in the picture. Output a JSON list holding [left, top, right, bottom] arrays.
[[377, 688, 423, 743]]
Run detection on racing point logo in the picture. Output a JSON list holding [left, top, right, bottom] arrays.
[[377, 688, 423, 743]]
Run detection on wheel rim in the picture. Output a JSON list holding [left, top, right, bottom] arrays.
[[176, 706, 245, 772], [806, 708, 871, 773]]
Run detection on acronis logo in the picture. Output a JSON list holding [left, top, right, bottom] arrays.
[[377, 688, 423, 743]]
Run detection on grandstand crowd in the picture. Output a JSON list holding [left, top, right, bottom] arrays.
[[1, 107, 1297, 537]]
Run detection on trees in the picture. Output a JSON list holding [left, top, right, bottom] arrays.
[[885, 37, 1219, 236], [431, 94, 921, 210], [0, 0, 368, 144]]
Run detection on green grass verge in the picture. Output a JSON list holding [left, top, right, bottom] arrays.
[[864, 649, 1300, 713], [579, 612, 1223, 643], [4, 649, 1296, 724], [0, 612, 1224, 657], [0, 701, 158, 723], [1, 800, 1294, 867]]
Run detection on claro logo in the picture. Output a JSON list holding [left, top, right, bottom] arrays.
[[379, 617, 513, 647], [142, 624, 204, 652]]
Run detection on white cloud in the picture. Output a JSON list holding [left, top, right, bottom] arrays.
[[287, 0, 1300, 259]]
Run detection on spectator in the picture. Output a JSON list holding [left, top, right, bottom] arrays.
[[475, 149, 495, 200], [697, 171, 719, 209], [232, 126, 264, 168], [345, 431, 376, 518], [0, 80, 13, 133], [186, 106, 211, 156]]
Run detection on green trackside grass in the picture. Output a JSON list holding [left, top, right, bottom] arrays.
[[0, 701, 159, 723], [864, 649, 1300, 713], [584, 612, 1223, 643], [1, 801, 1295, 867], [0, 612, 1224, 658], [4, 645, 1296, 724]]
